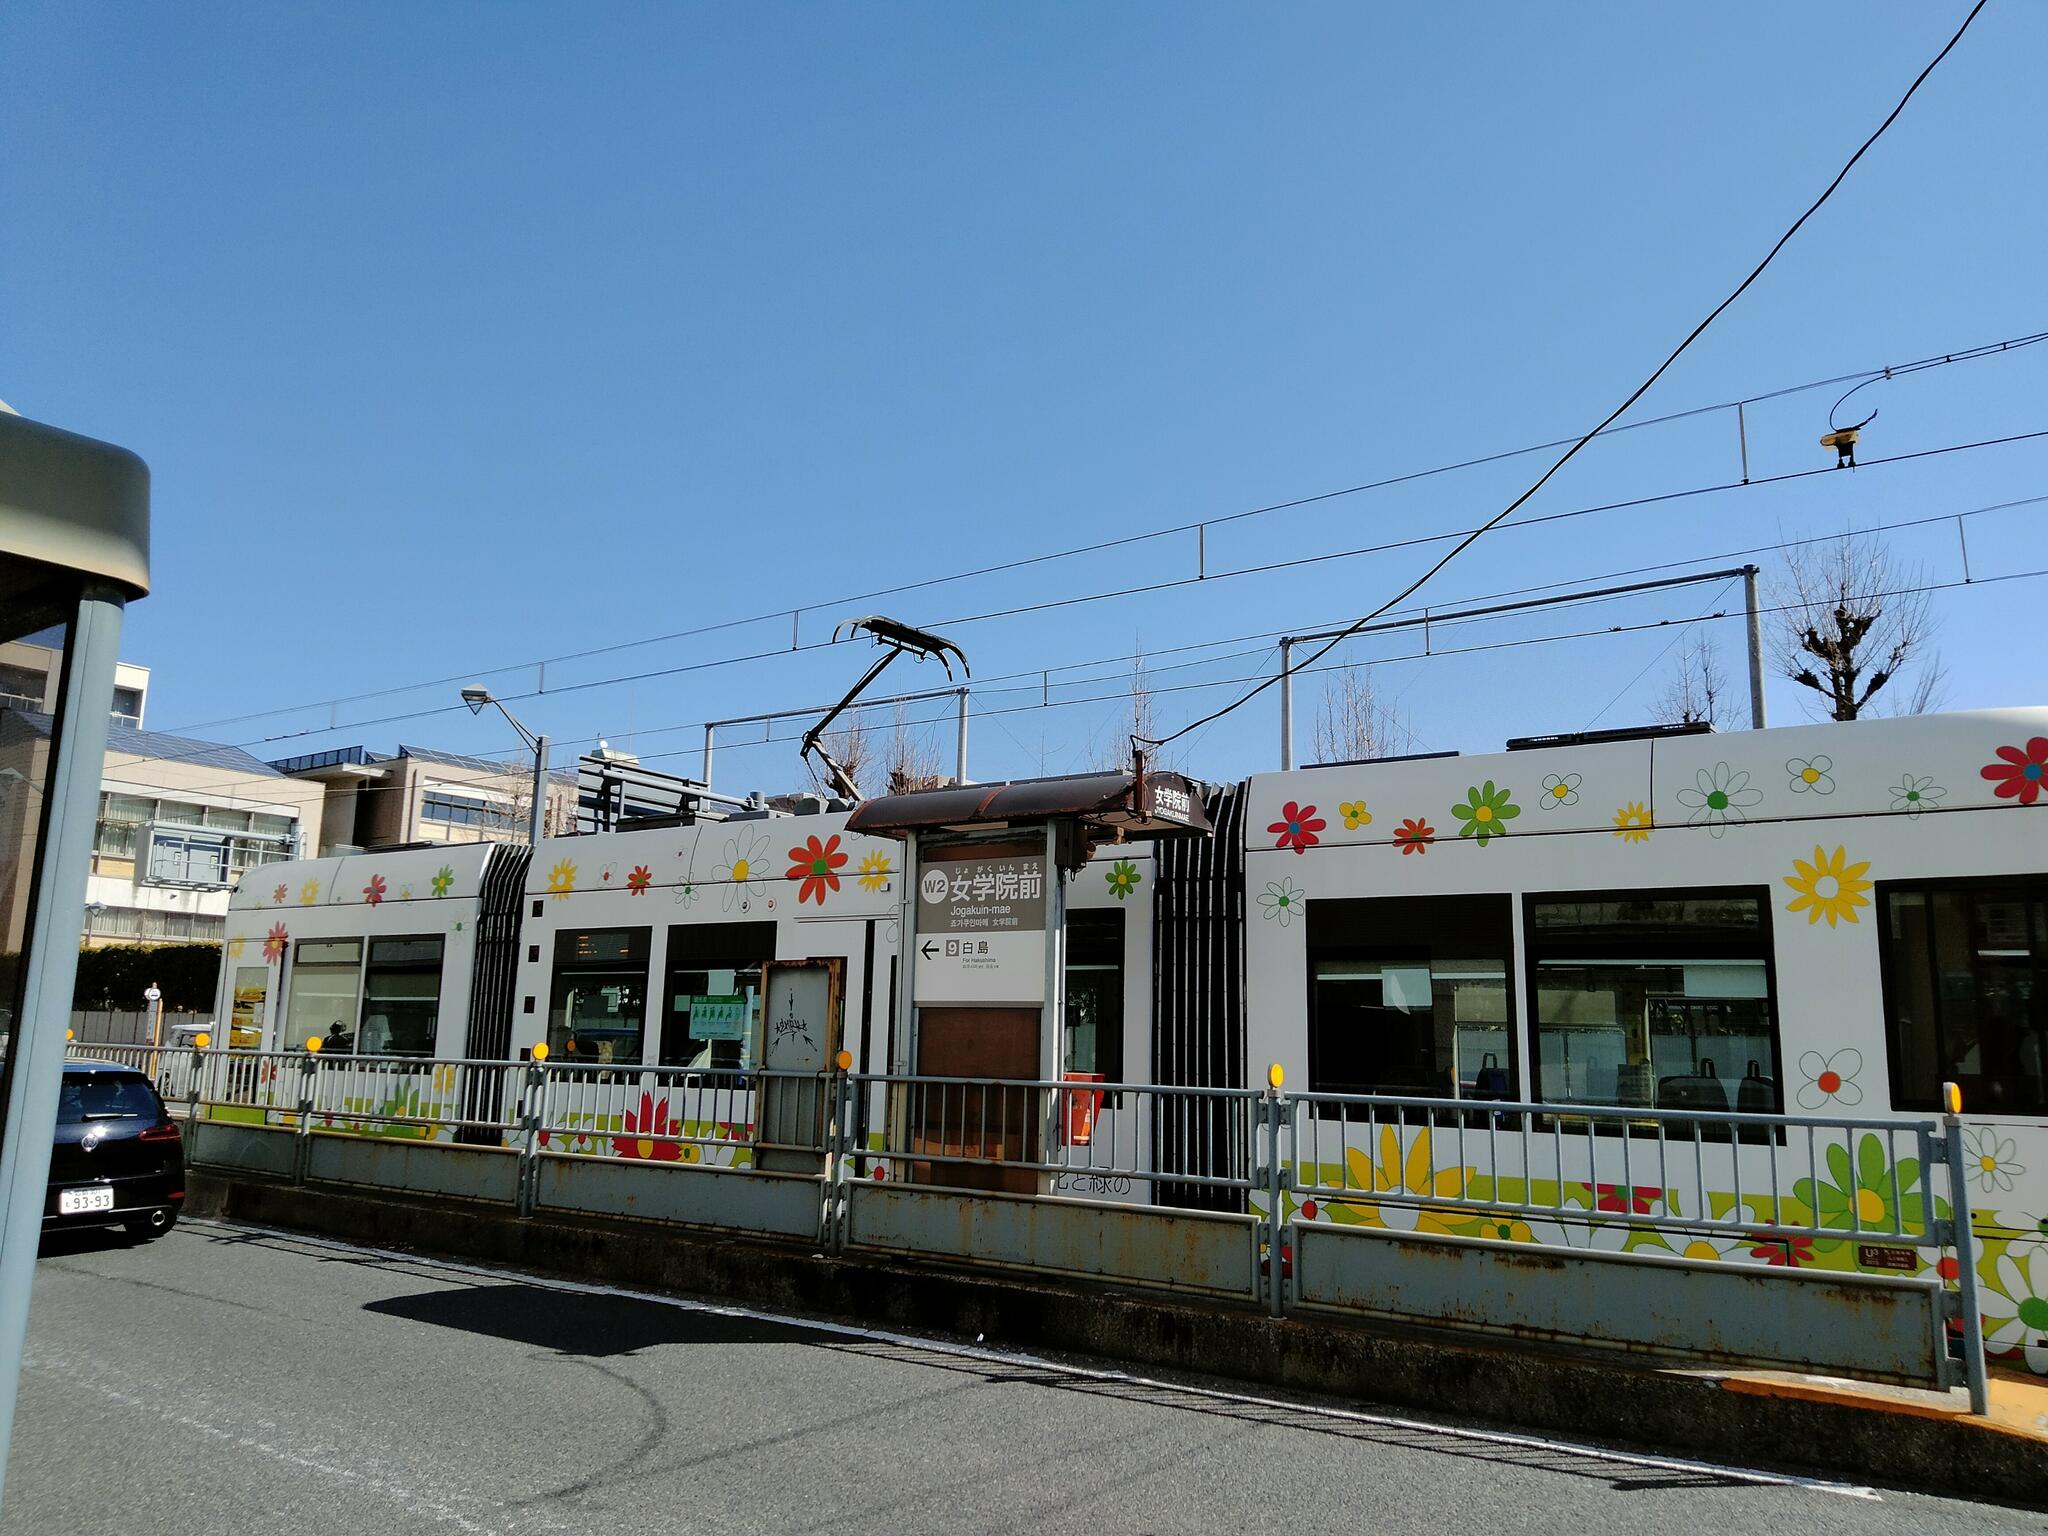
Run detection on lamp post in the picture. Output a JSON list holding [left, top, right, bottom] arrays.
[[459, 687, 549, 846]]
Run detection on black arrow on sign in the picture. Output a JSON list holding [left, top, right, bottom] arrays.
[[920, 940, 938, 959]]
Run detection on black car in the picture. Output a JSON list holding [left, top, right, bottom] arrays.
[[44, 1060, 185, 1240]]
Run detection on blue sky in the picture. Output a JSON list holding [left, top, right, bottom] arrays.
[[4, 3, 2042, 794]]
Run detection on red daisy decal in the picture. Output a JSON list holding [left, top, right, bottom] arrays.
[[1982, 737, 2048, 805], [613, 1090, 683, 1161], [785, 833, 848, 904], [626, 864, 652, 895], [272, 883, 289, 905], [1268, 801, 1325, 855], [1394, 817, 1435, 854], [1746, 1225, 1815, 1267], [262, 922, 289, 963], [363, 873, 386, 906], [1592, 1183, 1660, 1216]]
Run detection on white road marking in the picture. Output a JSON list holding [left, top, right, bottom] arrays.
[[186, 1216, 1881, 1501]]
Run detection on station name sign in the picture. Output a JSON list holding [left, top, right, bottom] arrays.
[[913, 849, 1048, 1006]]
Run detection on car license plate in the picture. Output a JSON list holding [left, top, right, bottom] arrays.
[[59, 1186, 114, 1215]]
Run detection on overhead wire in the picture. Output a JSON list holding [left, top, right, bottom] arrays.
[[1143, 0, 1994, 752], [120, 484, 2048, 805], [162, 318, 2045, 738], [213, 423, 2048, 755]]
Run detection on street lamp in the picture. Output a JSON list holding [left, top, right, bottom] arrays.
[[460, 687, 550, 846]]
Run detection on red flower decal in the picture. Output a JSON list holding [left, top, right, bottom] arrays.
[[613, 1090, 683, 1161], [263, 922, 289, 963], [626, 864, 652, 895], [1268, 801, 1325, 855], [1982, 737, 2048, 805], [785, 834, 848, 904], [1747, 1226, 1815, 1267], [1593, 1183, 1660, 1216], [1394, 817, 1435, 854], [272, 884, 289, 905], [363, 873, 386, 906]]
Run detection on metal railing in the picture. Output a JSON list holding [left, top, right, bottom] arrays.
[[143, 1045, 1989, 1410]]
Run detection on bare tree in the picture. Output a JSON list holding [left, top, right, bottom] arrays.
[[806, 713, 872, 796], [1124, 650, 1156, 766], [1311, 668, 1403, 765], [1656, 633, 1727, 726], [1770, 531, 1941, 721], [884, 702, 947, 794]]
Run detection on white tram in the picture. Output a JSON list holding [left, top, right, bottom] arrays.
[[216, 705, 2048, 1368]]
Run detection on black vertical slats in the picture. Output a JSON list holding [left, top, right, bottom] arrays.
[[465, 843, 533, 1061], [1150, 783, 1247, 1210]]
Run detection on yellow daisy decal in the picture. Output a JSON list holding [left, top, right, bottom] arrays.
[[298, 879, 320, 905], [1338, 800, 1370, 830], [1611, 802, 1653, 843], [1784, 845, 1872, 928], [227, 936, 246, 959], [856, 850, 892, 892], [547, 859, 578, 899]]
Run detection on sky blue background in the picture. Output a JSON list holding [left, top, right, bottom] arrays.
[[4, 3, 2042, 793]]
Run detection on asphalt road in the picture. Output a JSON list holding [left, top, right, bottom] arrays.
[[3, 1219, 2040, 1536]]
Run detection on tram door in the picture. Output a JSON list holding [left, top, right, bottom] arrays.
[[912, 1008, 1041, 1194], [754, 958, 843, 1176]]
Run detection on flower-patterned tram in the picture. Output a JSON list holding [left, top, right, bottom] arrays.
[[215, 706, 2048, 1369], [1237, 706, 2048, 1371]]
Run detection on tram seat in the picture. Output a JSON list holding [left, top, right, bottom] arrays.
[[1734, 1061, 1775, 1115], [1655, 1057, 1728, 1113]]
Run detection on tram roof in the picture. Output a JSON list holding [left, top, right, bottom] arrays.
[[845, 767, 1211, 839]]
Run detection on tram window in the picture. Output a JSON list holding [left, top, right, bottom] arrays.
[[660, 921, 774, 1070], [1065, 909, 1125, 1084], [286, 938, 362, 1052], [548, 927, 651, 1066], [1307, 896, 1513, 1103], [1526, 890, 1779, 1113], [360, 936, 444, 1057], [1881, 879, 2047, 1116]]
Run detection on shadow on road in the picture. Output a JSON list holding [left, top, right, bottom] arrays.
[[365, 1283, 818, 1357], [37, 1225, 148, 1260]]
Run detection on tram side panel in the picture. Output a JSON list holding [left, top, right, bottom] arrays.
[[1240, 707, 2048, 1367]]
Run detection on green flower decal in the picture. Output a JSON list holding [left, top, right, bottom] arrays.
[[1793, 1133, 1932, 1242], [1452, 781, 1519, 846], [1106, 859, 1141, 900], [430, 864, 455, 898]]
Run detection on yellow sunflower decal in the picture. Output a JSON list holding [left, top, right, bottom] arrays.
[[1611, 802, 1653, 843], [856, 850, 892, 893], [1784, 845, 1872, 928], [299, 879, 320, 905], [1338, 800, 1370, 830], [227, 936, 246, 959], [547, 859, 578, 899]]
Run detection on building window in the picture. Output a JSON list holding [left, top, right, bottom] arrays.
[[1308, 895, 1513, 1102], [660, 921, 774, 1069], [110, 685, 143, 727], [1527, 890, 1778, 1113], [1064, 909, 1125, 1083], [548, 927, 650, 1066], [287, 938, 364, 1052], [359, 937, 444, 1057], [1881, 878, 2047, 1116], [422, 787, 518, 832]]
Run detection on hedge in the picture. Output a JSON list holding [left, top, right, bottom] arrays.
[[73, 943, 223, 1013]]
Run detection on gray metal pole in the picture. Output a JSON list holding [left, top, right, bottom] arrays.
[[1279, 638, 1295, 771], [702, 724, 715, 788], [955, 687, 969, 784], [1942, 1088, 1991, 1416], [528, 734, 550, 846], [1743, 566, 1767, 730], [0, 590, 124, 1516]]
